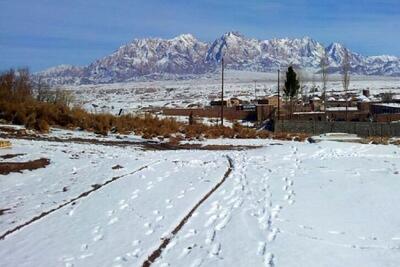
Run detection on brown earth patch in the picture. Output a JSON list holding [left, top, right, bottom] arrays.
[[0, 153, 25, 159], [0, 158, 50, 175], [112, 165, 124, 170], [0, 208, 11, 216], [0, 131, 261, 151]]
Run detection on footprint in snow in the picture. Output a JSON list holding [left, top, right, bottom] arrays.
[[184, 229, 197, 238], [145, 229, 154, 235], [257, 241, 266, 256], [190, 258, 203, 267], [267, 228, 279, 242], [132, 239, 141, 246], [179, 244, 197, 259], [204, 214, 218, 227], [264, 252, 275, 267], [209, 243, 221, 257], [205, 229, 216, 244], [92, 226, 101, 234], [80, 244, 88, 251], [107, 210, 115, 217], [93, 234, 103, 242], [328, 230, 345, 235], [68, 208, 75, 216], [120, 203, 129, 210], [130, 248, 142, 258], [108, 217, 119, 225], [271, 205, 282, 219]]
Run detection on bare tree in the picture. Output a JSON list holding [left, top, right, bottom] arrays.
[[320, 49, 329, 111], [341, 49, 351, 121], [54, 88, 75, 106], [36, 77, 52, 102]]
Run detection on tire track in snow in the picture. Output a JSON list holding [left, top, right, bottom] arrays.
[[0, 161, 159, 240], [141, 156, 234, 267]]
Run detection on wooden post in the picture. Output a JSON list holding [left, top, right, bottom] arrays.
[[221, 57, 224, 126]]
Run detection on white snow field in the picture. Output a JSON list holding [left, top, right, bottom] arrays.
[[1, 135, 400, 267]]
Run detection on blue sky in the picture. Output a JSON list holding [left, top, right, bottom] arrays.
[[1, 0, 399, 71]]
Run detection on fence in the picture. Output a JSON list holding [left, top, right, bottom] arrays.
[[274, 120, 400, 137]]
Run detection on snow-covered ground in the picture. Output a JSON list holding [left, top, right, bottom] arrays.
[[1, 129, 400, 267], [62, 70, 400, 115]]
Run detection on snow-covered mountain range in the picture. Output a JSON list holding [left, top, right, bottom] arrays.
[[37, 32, 400, 84]]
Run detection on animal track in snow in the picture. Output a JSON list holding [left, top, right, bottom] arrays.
[[184, 229, 197, 238], [93, 234, 103, 242], [257, 241, 266, 256], [267, 228, 279, 242], [107, 210, 115, 217], [204, 214, 218, 227], [264, 252, 275, 267], [205, 229, 216, 244], [271, 205, 282, 219], [190, 258, 203, 267], [328, 230, 345, 235], [108, 217, 119, 225], [209, 243, 221, 257], [131, 248, 141, 258], [132, 239, 141, 246], [79, 253, 93, 259]]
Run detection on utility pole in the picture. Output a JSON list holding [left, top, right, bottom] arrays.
[[345, 89, 349, 121], [254, 80, 257, 102], [221, 57, 224, 126], [277, 69, 280, 121]]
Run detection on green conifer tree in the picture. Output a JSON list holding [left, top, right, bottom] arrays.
[[284, 66, 300, 100], [284, 66, 300, 117]]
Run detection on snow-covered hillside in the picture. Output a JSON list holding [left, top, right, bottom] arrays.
[[36, 32, 400, 85], [1, 128, 400, 267]]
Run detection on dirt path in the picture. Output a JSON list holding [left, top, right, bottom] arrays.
[[0, 132, 259, 151], [141, 156, 234, 267], [0, 162, 157, 240]]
